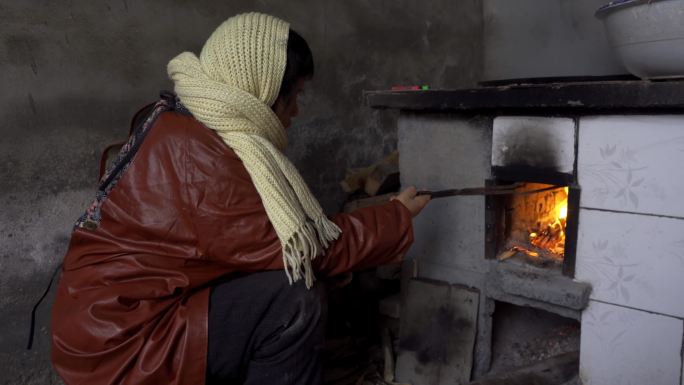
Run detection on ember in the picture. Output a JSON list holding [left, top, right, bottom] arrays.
[[528, 187, 568, 257], [497, 184, 570, 264]]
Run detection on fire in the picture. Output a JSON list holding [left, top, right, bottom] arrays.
[[497, 185, 570, 264], [528, 187, 569, 257], [514, 246, 538, 257]]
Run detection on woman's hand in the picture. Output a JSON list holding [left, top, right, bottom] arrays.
[[391, 186, 431, 218]]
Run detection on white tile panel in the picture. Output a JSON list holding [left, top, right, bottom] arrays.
[[580, 300, 682, 385], [492, 116, 575, 173], [576, 209, 684, 318], [578, 115, 684, 218]]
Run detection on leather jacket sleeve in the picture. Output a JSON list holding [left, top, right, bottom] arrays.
[[314, 200, 414, 275]]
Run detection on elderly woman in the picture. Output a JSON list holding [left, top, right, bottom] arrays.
[[51, 12, 429, 385]]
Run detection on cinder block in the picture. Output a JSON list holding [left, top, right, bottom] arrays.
[[398, 113, 492, 274], [489, 261, 591, 311], [418, 260, 487, 289], [492, 116, 576, 173], [396, 278, 479, 385], [399, 113, 492, 190]]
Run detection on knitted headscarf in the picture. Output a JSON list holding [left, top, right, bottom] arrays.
[[167, 12, 341, 288]]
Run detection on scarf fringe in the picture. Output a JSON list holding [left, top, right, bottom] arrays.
[[315, 215, 342, 249], [282, 218, 341, 288]]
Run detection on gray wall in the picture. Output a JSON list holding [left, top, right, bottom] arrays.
[[483, 0, 626, 80], [0, 1, 483, 383]]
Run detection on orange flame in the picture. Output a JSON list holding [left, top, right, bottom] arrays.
[[528, 187, 568, 258]]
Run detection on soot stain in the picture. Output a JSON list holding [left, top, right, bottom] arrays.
[[498, 129, 560, 169]]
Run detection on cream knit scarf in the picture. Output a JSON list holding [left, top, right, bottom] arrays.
[[167, 13, 340, 288]]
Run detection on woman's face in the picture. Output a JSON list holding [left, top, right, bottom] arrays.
[[274, 78, 306, 129]]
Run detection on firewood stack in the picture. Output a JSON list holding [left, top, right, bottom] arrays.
[[340, 150, 400, 213]]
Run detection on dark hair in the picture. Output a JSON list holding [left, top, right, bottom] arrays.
[[276, 29, 314, 102]]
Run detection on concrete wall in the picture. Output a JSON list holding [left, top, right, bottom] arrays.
[[0, 1, 483, 383], [483, 0, 626, 80]]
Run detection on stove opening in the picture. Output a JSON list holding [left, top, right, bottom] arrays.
[[486, 176, 580, 276], [489, 301, 580, 377], [503, 183, 568, 264]]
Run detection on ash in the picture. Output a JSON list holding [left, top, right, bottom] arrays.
[[489, 302, 580, 375]]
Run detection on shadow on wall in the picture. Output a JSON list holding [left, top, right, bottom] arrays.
[[483, 0, 627, 80]]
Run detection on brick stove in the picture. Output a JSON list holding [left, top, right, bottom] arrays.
[[368, 80, 684, 385]]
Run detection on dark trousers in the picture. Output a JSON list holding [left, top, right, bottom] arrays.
[[206, 271, 327, 385]]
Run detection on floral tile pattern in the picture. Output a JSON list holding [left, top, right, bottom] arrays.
[[578, 115, 684, 218], [576, 209, 684, 318], [580, 300, 682, 385]]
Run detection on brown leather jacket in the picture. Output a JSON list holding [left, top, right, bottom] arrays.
[[51, 110, 414, 385]]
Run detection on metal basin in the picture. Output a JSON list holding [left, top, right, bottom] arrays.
[[596, 0, 684, 79]]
